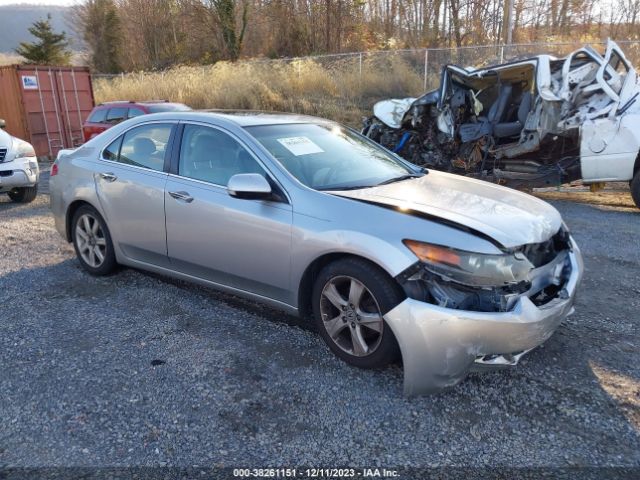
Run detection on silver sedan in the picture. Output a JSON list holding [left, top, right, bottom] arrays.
[[50, 111, 583, 396]]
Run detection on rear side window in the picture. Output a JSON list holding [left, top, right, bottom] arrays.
[[88, 109, 107, 123], [117, 123, 173, 171], [106, 108, 128, 124], [128, 108, 145, 118]]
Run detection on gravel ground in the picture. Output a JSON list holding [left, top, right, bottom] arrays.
[[0, 180, 639, 473]]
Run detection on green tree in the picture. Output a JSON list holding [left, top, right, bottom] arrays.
[[73, 0, 121, 73], [209, 0, 248, 61], [15, 14, 72, 65]]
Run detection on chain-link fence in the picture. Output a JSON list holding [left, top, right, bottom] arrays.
[[92, 41, 640, 125], [95, 40, 640, 89]]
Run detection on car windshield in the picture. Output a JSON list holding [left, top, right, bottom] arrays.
[[246, 123, 419, 190], [147, 104, 192, 113]]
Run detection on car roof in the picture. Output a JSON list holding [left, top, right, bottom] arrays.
[[140, 110, 333, 127], [95, 101, 186, 108]]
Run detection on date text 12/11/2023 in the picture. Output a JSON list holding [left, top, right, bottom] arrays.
[[232, 468, 400, 478]]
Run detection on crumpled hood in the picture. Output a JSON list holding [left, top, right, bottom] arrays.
[[331, 170, 562, 249]]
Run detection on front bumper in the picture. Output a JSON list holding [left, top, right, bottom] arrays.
[[0, 157, 39, 191], [384, 240, 584, 396]]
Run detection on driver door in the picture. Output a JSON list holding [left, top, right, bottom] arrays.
[[582, 41, 639, 181], [164, 123, 293, 304]]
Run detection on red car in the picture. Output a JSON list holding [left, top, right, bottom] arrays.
[[82, 100, 191, 142]]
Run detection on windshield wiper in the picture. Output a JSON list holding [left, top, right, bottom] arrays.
[[319, 185, 372, 191], [375, 173, 424, 186]]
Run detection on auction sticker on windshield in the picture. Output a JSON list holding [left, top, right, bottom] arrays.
[[277, 137, 324, 156]]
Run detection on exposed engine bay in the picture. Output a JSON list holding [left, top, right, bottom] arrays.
[[363, 41, 639, 189], [397, 227, 573, 313]]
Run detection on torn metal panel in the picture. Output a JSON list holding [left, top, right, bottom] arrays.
[[363, 40, 640, 199]]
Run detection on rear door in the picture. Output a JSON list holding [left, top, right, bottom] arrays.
[[94, 121, 176, 266], [164, 122, 293, 303]]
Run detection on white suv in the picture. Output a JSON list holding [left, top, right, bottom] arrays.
[[0, 119, 39, 203]]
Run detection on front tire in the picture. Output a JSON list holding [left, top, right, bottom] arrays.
[[8, 185, 38, 203], [312, 258, 404, 369], [72, 205, 117, 276], [631, 170, 640, 209]]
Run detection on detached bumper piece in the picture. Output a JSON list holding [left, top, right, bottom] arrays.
[[385, 238, 583, 396]]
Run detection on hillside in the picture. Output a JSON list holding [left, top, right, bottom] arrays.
[[0, 4, 79, 53]]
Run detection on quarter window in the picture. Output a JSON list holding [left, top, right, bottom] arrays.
[[178, 125, 265, 185], [112, 123, 173, 171], [103, 137, 122, 161]]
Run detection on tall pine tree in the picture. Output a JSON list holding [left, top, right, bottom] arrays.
[[15, 14, 72, 65]]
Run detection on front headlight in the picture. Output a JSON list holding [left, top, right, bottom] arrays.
[[12, 138, 36, 159], [403, 240, 534, 287]]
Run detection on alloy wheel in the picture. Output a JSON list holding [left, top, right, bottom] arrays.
[[75, 213, 107, 268], [319, 276, 384, 357]]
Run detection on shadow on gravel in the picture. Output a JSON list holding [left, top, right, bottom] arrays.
[[0, 197, 25, 211], [134, 268, 314, 332]]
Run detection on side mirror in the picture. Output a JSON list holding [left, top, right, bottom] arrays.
[[227, 173, 272, 200], [0, 119, 5, 130]]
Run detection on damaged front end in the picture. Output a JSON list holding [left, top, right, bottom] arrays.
[[398, 227, 572, 313], [383, 227, 583, 396], [363, 40, 638, 189]]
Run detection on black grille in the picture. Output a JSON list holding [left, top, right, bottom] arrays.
[[0, 148, 6, 162]]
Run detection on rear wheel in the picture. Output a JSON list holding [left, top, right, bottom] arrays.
[[631, 170, 640, 209], [72, 205, 117, 275], [8, 185, 38, 203], [312, 258, 404, 369]]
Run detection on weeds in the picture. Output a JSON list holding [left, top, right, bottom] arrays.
[[93, 56, 424, 126]]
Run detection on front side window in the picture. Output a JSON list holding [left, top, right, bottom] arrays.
[[605, 50, 630, 95], [106, 107, 127, 124], [128, 108, 145, 118], [88, 109, 108, 123], [246, 123, 414, 190], [148, 103, 191, 113], [178, 124, 265, 185], [113, 123, 173, 171]]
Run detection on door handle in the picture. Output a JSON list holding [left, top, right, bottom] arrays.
[[99, 172, 117, 182], [168, 191, 194, 203]]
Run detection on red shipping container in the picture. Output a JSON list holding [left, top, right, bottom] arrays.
[[0, 65, 95, 159]]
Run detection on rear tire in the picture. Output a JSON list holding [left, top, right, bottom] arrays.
[[8, 185, 38, 203], [631, 170, 640, 209], [72, 205, 117, 276], [312, 257, 404, 369]]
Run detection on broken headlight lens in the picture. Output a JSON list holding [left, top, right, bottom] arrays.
[[403, 240, 534, 287]]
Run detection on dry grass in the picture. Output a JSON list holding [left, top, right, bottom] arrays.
[[93, 56, 424, 126], [534, 190, 636, 209], [0, 52, 24, 66]]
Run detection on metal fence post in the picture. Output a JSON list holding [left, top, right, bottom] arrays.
[[359, 52, 363, 80], [423, 49, 429, 91], [499, 45, 505, 64]]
